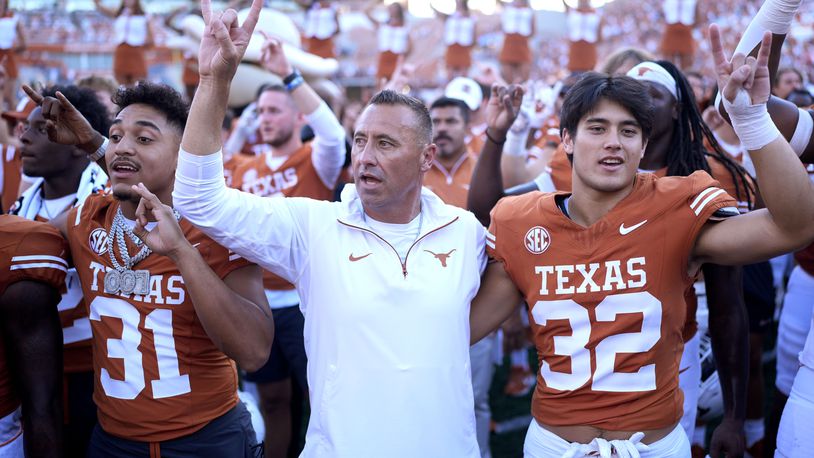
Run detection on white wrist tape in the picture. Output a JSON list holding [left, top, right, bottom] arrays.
[[734, 0, 802, 56], [504, 128, 528, 157], [723, 91, 781, 151]]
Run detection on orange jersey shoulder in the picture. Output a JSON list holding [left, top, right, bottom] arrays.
[[487, 172, 737, 431], [65, 194, 250, 441]]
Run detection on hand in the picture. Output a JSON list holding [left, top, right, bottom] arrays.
[[22, 84, 101, 149], [259, 32, 293, 77], [381, 55, 415, 92], [708, 417, 745, 458], [709, 24, 771, 106], [485, 84, 525, 139], [197, 0, 262, 83], [130, 183, 192, 261]]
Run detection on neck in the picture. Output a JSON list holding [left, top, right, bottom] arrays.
[[639, 131, 672, 171], [365, 193, 422, 224], [269, 136, 303, 158], [568, 178, 636, 227], [42, 168, 84, 200], [436, 147, 466, 170]]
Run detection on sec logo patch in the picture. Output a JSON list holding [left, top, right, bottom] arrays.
[[89, 228, 108, 255], [524, 226, 551, 255]]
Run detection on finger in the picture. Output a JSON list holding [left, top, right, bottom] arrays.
[[201, 0, 212, 24], [221, 8, 238, 30], [708, 24, 731, 88], [211, 14, 237, 60], [42, 97, 60, 122], [45, 120, 59, 140], [722, 65, 750, 102], [133, 193, 151, 227], [21, 84, 44, 105], [744, 55, 757, 89], [55, 91, 80, 114], [490, 83, 500, 104], [132, 182, 162, 207], [756, 31, 772, 71], [731, 52, 746, 71], [241, 0, 264, 36]]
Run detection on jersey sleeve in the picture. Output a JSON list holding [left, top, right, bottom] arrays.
[[7, 223, 68, 291], [198, 240, 255, 280], [686, 170, 739, 223], [486, 198, 509, 266]]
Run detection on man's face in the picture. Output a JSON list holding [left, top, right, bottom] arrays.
[[564, 98, 646, 194], [257, 90, 301, 148], [106, 104, 181, 203], [351, 104, 433, 216], [20, 107, 80, 179], [775, 71, 802, 99], [431, 105, 468, 160], [645, 81, 676, 140]]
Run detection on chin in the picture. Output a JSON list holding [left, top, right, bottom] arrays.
[[111, 183, 138, 202]]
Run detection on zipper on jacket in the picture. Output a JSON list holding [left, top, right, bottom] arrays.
[[338, 216, 459, 278]]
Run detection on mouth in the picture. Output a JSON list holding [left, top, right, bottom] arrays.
[[358, 172, 383, 187], [598, 156, 624, 171], [110, 159, 140, 178]]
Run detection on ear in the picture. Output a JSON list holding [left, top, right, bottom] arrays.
[[420, 143, 436, 173], [561, 129, 574, 155], [639, 139, 648, 158]]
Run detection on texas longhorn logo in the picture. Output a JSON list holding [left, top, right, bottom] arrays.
[[425, 249, 456, 267]]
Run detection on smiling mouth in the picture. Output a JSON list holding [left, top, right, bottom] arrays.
[[111, 162, 139, 173], [599, 158, 624, 166]]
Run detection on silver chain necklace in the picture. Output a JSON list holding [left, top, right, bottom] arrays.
[[103, 206, 180, 296]]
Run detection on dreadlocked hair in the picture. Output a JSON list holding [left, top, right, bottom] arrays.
[[656, 60, 755, 210]]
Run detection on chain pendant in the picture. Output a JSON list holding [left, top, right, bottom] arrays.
[[104, 269, 150, 295]]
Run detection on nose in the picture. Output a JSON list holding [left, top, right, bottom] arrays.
[[111, 135, 136, 157], [355, 140, 378, 167], [604, 131, 622, 150], [19, 127, 31, 145]]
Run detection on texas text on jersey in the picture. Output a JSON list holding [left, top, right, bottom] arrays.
[[487, 171, 738, 431], [0, 216, 67, 424], [66, 193, 252, 442]]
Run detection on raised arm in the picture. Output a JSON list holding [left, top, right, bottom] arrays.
[[467, 84, 524, 226], [0, 281, 63, 457], [364, 0, 381, 29], [93, 0, 118, 18], [259, 33, 345, 188], [694, 27, 814, 265]]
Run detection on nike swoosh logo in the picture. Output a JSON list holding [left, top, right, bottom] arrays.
[[349, 253, 372, 262], [619, 220, 648, 235]]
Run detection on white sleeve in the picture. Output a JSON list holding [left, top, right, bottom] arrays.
[[306, 101, 346, 189], [173, 150, 308, 283]]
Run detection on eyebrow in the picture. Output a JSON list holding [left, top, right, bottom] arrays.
[[584, 117, 640, 128], [112, 119, 162, 133]]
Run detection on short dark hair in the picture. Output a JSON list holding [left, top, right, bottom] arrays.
[[775, 67, 804, 87], [430, 97, 471, 124], [256, 83, 287, 99], [559, 72, 654, 141], [367, 90, 432, 145], [41, 85, 111, 137], [112, 82, 189, 131]]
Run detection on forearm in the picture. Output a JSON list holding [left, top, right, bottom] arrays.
[[470, 262, 522, 344], [171, 247, 272, 371], [705, 264, 749, 423], [468, 135, 508, 226], [307, 102, 346, 188], [749, 135, 814, 234], [500, 127, 532, 187], [182, 78, 231, 156]]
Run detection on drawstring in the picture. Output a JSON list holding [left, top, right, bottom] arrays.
[[561, 432, 650, 458]]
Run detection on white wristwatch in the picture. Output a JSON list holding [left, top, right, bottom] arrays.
[[88, 137, 109, 162]]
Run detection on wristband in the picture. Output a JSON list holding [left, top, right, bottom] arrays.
[[723, 91, 781, 151], [88, 137, 109, 162], [283, 68, 305, 92]]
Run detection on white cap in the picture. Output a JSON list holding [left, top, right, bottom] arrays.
[[626, 62, 678, 101], [444, 77, 483, 111]]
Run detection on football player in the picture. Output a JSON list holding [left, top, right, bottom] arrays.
[[22, 80, 273, 456], [0, 215, 66, 457], [9, 84, 109, 456], [469, 28, 814, 457]]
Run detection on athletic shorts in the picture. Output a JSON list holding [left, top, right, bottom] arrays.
[[776, 365, 814, 457], [244, 305, 307, 389], [87, 401, 261, 457], [743, 261, 775, 333], [523, 420, 690, 458]]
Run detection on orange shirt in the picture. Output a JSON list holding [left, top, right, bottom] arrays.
[[487, 172, 737, 430], [66, 194, 251, 442], [0, 216, 68, 417], [423, 152, 477, 209], [229, 144, 334, 291], [1, 144, 21, 213]]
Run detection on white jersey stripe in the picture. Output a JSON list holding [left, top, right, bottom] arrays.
[[690, 187, 721, 211], [486, 240, 495, 250], [11, 255, 68, 266], [73, 203, 84, 226], [486, 231, 495, 241], [694, 189, 727, 216], [10, 262, 68, 272]]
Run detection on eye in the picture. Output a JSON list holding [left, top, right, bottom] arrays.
[[378, 140, 393, 148], [622, 128, 638, 137], [109, 134, 122, 142], [138, 136, 153, 144], [588, 126, 604, 133], [353, 137, 366, 148]]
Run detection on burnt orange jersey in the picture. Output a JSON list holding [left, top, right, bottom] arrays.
[[66, 194, 251, 442], [1, 144, 21, 213], [423, 152, 476, 209], [487, 172, 737, 430], [0, 216, 67, 418], [795, 243, 814, 277], [229, 143, 334, 291]]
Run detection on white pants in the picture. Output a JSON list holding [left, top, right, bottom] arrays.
[[776, 365, 814, 457], [471, 333, 498, 458], [523, 420, 691, 458], [776, 266, 814, 396], [0, 409, 23, 458], [678, 332, 701, 439]]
